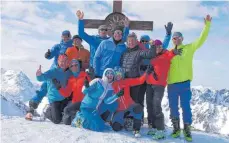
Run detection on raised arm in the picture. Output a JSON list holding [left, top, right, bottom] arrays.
[[162, 22, 173, 49], [76, 10, 94, 44], [190, 15, 212, 52], [36, 65, 55, 82], [93, 41, 104, 77], [122, 17, 130, 42]]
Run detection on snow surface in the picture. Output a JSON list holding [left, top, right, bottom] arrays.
[[1, 116, 229, 143], [1, 68, 229, 142]]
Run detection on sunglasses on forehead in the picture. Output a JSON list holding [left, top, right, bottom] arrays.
[[100, 29, 108, 31], [141, 40, 149, 43]]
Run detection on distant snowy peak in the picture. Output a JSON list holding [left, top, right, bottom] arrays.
[[191, 86, 229, 107], [1, 69, 35, 103], [1, 69, 33, 88]]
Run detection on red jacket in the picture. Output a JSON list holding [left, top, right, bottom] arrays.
[[59, 72, 90, 103], [146, 50, 175, 87], [112, 73, 146, 111]]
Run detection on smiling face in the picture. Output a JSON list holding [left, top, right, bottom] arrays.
[[99, 28, 108, 38], [104, 70, 115, 83], [127, 37, 137, 49], [70, 63, 79, 72], [58, 55, 68, 70], [156, 45, 163, 54], [113, 30, 123, 41], [73, 38, 82, 47], [62, 35, 71, 42]]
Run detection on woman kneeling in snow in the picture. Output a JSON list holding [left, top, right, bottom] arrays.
[[71, 68, 124, 132]]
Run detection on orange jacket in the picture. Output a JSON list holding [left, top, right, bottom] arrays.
[[59, 72, 90, 103], [65, 46, 90, 70], [112, 73, 146, 111], [146, 50, 175, 87]]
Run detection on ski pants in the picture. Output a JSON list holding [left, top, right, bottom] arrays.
[[146, 84, 165, 130], [111, 103, 143, 131], [44, 98, 68, 124], [168, 80, 192, 124], [63, 102, 81, 125]]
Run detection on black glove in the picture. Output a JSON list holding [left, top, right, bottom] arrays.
[[45, 49, 51, 59], [117, 89, 124, 97], [146, 65, 153, 74], [165, 22, 173, 35], [28, 101, 39, 114], [84, 77, 90, 88], [52, 78, 61, 90], [140, 65, 148, 71], [78, 60, 82, 69], [173, 47, 183, 55], [150, 66, 158, 81]]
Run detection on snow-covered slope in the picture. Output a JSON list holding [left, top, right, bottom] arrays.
[[1, 116, 229, 143]]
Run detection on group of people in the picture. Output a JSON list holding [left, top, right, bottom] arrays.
[[25, 10, 212, 142]]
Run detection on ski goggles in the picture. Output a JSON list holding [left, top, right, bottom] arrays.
[[140, 40, 149, 43]]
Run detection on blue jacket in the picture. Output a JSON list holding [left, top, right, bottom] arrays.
[[46, 40, 73, 68], [32, 67, 71, 103], [93, 38, 127, 77], [78, 20, 129, 67], [81, 68, 116, 109], [142, 34, 171, 66]]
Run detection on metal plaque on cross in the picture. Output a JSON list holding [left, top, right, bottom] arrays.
[[83, 0, 153, 31]]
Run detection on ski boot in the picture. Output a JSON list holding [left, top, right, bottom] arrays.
[[133, 130, 141, 138], [171, 118, 181, 138], [147, 124, 157, 135], [124, 117, 134, 131], [40, 104, 49, 121], [183, 123, 192, 142], [152, 130, 166, 140]]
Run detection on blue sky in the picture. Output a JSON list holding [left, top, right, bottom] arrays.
[[1, 1, 229, 89]]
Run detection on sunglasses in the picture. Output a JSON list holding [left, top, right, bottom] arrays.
[[114, 31, 123, 35], [141, 40, 149, 43], [100, 29, 108, 31], [172, 37, 180, 40], [70, 64, 78, 68]]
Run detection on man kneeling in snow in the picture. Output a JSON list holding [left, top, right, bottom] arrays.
[[25, 54, 70, 124], [71, 68, 124, 132]]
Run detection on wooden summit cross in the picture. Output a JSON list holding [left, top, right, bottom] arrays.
[[83, 0, 153, 31]]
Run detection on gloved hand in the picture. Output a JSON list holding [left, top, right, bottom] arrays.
[[146, 65, 153, 74], [117, 89, 124, 97], [86, 67, 95, 79], [27, 100, 39, 115], [45, 49, 51, 59], [165, 22, 173, 35], [173, 45, 183, 55], [84, 77, 89, 88], [140, 65, 148, 71], [52, 78, 61, 90]]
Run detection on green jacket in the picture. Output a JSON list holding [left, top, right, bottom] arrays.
[[167, 21, 211, 84]]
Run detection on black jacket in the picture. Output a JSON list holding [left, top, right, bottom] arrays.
[[120, 45, 156, 78]]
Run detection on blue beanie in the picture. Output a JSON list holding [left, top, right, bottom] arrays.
[[140, 35, 150, 41], [62, 30, 71, 36]]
